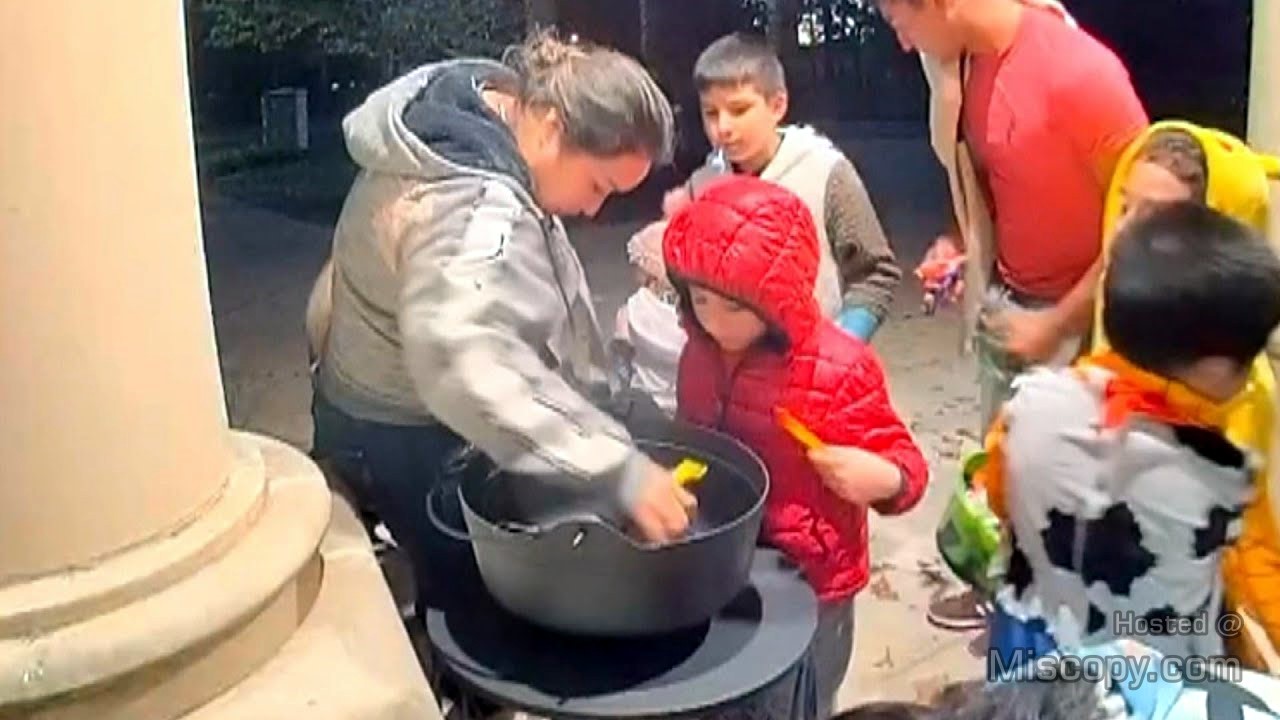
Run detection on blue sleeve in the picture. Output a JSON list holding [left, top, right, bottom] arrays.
[[837, 305, 880, 341], [1075, 642, 1186, 720], [986, 638, 1200, 720]]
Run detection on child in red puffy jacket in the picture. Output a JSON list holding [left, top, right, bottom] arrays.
[[664, 176, 928, 718]]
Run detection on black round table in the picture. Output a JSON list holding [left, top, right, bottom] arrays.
[[424, 548, 818, 719]]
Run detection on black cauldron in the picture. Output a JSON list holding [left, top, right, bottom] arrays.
[[427, 418, 767, 637]]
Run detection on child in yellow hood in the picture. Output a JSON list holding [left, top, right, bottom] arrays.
[[1095, 120, 1280, 668]]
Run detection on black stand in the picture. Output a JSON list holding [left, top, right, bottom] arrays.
[[424, 549, 818, 719]]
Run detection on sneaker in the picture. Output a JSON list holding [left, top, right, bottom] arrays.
[[927, 588, 992, 631]]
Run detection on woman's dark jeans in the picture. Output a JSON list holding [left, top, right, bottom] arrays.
[[311, 389, 470, 612]]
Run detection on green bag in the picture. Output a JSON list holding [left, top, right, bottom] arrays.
[[935, 450, 1004, 597]]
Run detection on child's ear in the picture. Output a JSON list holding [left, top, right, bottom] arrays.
[[534, 106, 565, 156], [1183, 356, 1249, 401], [768, 90, 789, 124]]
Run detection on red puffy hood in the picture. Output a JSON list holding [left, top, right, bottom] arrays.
[[662, 176, 822, 345]]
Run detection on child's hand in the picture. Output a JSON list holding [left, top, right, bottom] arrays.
[[808, 445, 904, 506]]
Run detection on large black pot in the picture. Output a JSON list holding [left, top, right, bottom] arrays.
[[428, 419, 767, 637]]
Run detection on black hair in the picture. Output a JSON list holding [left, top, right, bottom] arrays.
[[693, 33, 787, 96], [834, 679, 1115, 720], [1104, 202, 1280, 375], [939, 679, 1115, 720]]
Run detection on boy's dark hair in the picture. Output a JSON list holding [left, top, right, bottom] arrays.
[[1138, 128, 1209, 203], [833, 679, 1116, 720], [693, 33, 787, 96], [939, 679, 1115, 720], [1104, 202, 1280, 375]]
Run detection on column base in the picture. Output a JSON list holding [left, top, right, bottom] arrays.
[[0, 433, 437, 720], [181, 493, 440, 720]]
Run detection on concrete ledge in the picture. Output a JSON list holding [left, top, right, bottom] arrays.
[[183, 494, 440, 720], [0, 439, 268, 637], [0, 433, 331, 717]]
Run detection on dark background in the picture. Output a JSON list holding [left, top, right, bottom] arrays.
[[188, 0, 1255, 222]]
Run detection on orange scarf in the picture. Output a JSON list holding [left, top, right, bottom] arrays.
[[1081, 351, 1232, 430]]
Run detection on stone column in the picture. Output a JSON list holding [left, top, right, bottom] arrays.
[[1252, 0, 1280, 465], [1250, 0, 1280, 239], [1249, 0, 1280, 674], [0, 0, 233, 586], [0, 3, 436, 718]]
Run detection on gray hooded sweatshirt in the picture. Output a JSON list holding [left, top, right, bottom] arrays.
[[686, 126, 900, 321], [316, 60, 642, 505]]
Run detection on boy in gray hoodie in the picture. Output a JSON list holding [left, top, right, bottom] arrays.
[[669, 33, 901, 340]]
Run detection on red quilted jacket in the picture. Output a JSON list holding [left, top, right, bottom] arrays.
[[663, 177, 928, 602]]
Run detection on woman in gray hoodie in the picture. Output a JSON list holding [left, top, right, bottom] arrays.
[[308, 33, 693, 609]]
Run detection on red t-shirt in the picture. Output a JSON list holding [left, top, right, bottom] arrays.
[[963, 7, 1147, 301]]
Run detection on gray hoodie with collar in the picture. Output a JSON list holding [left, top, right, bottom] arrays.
[[315, 59, 643, 506]]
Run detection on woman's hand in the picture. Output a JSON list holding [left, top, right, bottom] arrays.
[[808, 445, 904, 506], [629, 461, 697, 543]]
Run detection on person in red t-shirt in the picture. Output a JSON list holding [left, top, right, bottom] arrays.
[[875, 0, 1148, 629]]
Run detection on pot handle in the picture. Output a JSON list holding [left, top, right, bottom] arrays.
[[429, 444, 549, 542], [425, 481, 547, 542], [424, 480, 471, 543], [432, 442, 629, 546]]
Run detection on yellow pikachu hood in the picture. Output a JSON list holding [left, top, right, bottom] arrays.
[[1096, 121, 1280, 350], [1102, 119, 1280, 238]]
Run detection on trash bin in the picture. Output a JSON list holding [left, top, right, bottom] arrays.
[[261, 87, 308, 152]]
